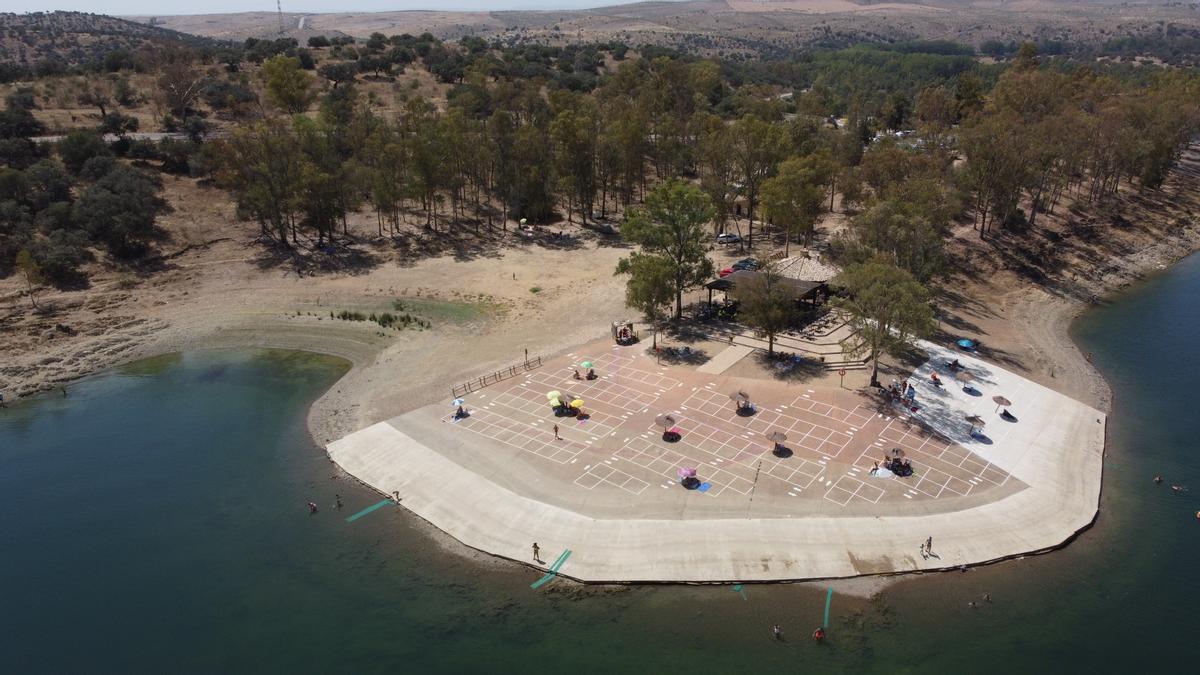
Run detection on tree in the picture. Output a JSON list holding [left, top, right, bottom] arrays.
[[214, 118, 306, 245], [761, 154, 828, 255], [550, 95, 599, 223], [57, 131, 111, 175], [695, 113, 739, 238], [833, 260, 935, 387], [0, 102, 45, 140], [77, 80, 112, 119], [319, 62, 358, 89], [156, 53, 205, 118], [15, 249, 43, 309], [262, 55, 316, 114], [74, 165, 167, 256], [100, 112, 139, 138], [614, 252, 675, 324], [729, 116, 785, 248], [28, 230, 88, 286], [733, 261, 795, 356], [618, 179, 715, 320]]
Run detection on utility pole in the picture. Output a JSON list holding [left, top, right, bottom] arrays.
[[276, 0, 285, 37]]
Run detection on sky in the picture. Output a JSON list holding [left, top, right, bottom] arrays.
[[15, 1, 669, 16]]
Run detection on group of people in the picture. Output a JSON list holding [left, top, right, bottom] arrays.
[[870, 456, 913, 477], [885, 380, 917, 404], [573, 367, 597, 380], [771, 625, 825, 642]]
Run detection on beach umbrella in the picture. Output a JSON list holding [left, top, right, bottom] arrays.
[[546, 390, 561, 400], [955, 370, 975, 390], [766, 431, 788, 443], [966, 414, 986, 431], [580, 360, 593, 369], [992, 395, 1012, 412], [570, 399, 584, 409], [957, 339, 976, 350], [452, 398, 465, 407], [654, 413, 677, 428], [730, 390, 750, 403], [677, 467, 697, 479], [549, 397, 561, 406]]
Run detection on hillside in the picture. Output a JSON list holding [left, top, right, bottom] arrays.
[[123, 1, 1200, 60], [0, 11, 224, 69]]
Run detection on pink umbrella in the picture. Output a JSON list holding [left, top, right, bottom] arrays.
[[677, 467, 697, 478]]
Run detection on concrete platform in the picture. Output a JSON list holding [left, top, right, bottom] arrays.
[[327, 339, 1104, 582], [695, 344, 753, 374]]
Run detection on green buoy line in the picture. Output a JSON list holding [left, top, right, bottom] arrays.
[[823, 587, 833, 628], [531, 549, 572, 589], [345, 499, 393, 523]]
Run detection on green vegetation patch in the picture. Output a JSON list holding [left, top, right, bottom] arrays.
[[390, 297, 498, 324], [329, 308, 431, 331]]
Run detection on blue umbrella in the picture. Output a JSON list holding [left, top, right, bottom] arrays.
[[957, 339, 976, 350], [452, 398, 465, 407]]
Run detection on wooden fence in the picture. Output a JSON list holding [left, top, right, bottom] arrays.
[[451, 356, 543, 398]]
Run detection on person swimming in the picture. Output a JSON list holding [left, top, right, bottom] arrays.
[[772, 625, 782, 640]]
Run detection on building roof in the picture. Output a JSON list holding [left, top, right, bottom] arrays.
[[705, 269, 825, 298], [774, 255, 841, 283]]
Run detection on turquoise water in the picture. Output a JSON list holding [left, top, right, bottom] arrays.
[[2, 253, 1199, 673]]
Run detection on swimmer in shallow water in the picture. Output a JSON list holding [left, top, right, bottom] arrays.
[[772, 625, 782, 640]]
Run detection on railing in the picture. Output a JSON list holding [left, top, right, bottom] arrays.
[[451, 356, 543, 398]]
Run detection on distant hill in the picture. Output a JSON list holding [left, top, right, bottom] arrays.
[[122, 1, 1200, 61], [0, 11, 225, 69]]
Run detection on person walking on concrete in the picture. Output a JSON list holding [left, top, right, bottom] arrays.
[[925, 536, 933, 556], [553, 424, 560, 440], [532, 542, 542, 563]]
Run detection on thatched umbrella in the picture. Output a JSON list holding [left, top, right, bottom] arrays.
[[766, 430, 789, 456], [955, 370, 975, 391], [992, 395, 1012, 413], [966, 414, 986, 434], [654, 413, 677, 429]]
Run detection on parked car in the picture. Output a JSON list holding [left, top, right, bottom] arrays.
[[719, 258, 759, 277], [716, 232, 741, 244]]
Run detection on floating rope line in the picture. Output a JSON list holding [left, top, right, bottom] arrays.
[[531, 549, 572, 589], [345, 499, 393, 523], [823, 587, 833, 628]]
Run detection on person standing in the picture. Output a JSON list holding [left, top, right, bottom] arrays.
[[532, 542, 542, 563], [553, 424, 560, 440], [925, 536, 933, 556]]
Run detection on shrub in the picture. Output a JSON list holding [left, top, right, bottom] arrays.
[[57, 130, 111, 175]]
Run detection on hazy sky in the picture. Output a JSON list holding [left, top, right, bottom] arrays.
[[17, 1, 666, 16]]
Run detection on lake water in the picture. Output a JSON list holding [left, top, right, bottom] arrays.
[[2, 256, 1199, 673]]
